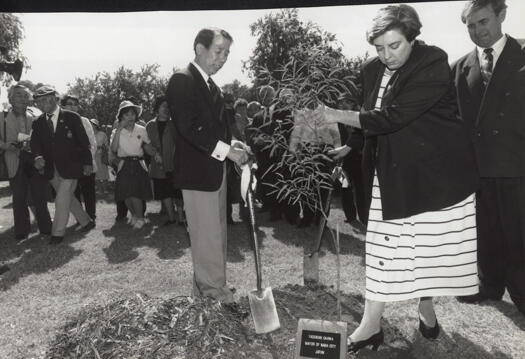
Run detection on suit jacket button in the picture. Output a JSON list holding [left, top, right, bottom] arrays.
[[384, 236, 390, 241], [498, 112, 504, 117], [492, 129, 499, 135], [505, 92, 511, 97], [476, 132, 481, 137], [392, 163, 397, 168], [379, 261, 384, 266]]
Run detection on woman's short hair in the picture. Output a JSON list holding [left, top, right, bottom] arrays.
[[366, 4, 422, 45], [8, 84, 32, 101], [461, 0, 507, 23], [153, 95, 167, 114]]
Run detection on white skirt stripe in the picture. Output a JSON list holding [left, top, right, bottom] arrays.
[[364, 172, 479, 302]]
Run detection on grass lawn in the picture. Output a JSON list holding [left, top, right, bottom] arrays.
[[0, 182, 523, 358]]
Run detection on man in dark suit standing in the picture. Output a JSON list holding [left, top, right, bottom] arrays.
[[166, 28, 249, 303], [31, 85, 95, 244], [452, 0, 525, 315]]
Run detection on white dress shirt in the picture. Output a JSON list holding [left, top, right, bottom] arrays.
[[476, 34, 507, 71]]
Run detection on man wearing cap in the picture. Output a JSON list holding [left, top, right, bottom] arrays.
[[30, 85, 95, 244], [0, 84, 52, 241], [452, 0, 525, 315], [61, 94, 98, 223], [166, 28, 249, 303]]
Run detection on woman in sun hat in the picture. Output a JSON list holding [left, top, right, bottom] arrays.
[[110, 100, 157, 229]]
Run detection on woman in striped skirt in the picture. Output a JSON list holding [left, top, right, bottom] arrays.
[[323, 4, 479, 352]]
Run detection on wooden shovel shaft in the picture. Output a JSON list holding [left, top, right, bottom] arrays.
[[247, 182, 263, 291]]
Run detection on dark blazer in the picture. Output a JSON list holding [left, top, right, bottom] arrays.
[[30, 108, 92, 180], [359, 42, 479, 220], [166, 63, 231, 191], [452, 36, 525, 177]]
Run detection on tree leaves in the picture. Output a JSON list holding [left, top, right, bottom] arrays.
[[66, 64, 168, 127]]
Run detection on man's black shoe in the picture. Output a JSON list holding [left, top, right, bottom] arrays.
[[49, 236, 63, 245], [80, 221, 96, 233], [0, 265, 10, 275], [15, 234, 28, 241], [457, 291, 502, 304]]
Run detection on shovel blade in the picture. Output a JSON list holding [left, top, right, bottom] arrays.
[[248, 286, 280, 334]]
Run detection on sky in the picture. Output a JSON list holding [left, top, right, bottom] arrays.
[[1, 0, 525, 105]]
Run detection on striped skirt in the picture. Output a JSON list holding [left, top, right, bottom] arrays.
[[365, 173, 479, 302]]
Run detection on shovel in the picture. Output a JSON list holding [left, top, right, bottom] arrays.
[[241, 163, 280, 334]]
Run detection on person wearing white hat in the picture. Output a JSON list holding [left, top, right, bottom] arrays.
[[30, 85, 95, 244], [110, 100, 157, 229]]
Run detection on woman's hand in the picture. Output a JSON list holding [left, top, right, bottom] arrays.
[[328, 145, 351, 160]]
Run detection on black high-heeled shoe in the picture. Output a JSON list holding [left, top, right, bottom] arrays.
[[348, 329, 384, 353], [419, 317, 440, 339]]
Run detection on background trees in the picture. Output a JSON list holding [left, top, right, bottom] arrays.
[[66, 64, 168, 126], [0, 13, 26, 86], [243, 8, 343, 89]]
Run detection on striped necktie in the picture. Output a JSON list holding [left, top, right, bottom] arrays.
[[481, 48, 494, 86]]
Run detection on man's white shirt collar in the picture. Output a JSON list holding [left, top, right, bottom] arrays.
[[476, 34, 507, 67], [191, 61, 211, 89]]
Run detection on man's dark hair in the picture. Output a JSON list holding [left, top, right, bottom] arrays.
[[193, 28, 233, 53], [461, 0, 507, 23]]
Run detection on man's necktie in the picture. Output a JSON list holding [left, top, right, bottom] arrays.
[[207, 77, 220, 104], [481, 48, 494, 86], [46, 113, 54, 135]]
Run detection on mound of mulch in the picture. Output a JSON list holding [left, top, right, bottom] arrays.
[[46, 284, 364, 359]]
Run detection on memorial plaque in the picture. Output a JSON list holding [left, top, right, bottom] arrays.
[[295, 318, 347, 359]]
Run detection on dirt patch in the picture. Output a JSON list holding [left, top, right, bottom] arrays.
[[46, 284, 365, 359]]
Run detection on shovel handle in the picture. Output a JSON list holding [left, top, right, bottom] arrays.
[[247, 172, 263, 292]]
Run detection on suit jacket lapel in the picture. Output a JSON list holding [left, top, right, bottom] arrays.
[[478, 37, 520, 123], [364, 61, 384, 110], [188, 63, 214, 109], [39, 113, 54, 139], [55, 109, 67, 137], [460, 49, 484, 126]]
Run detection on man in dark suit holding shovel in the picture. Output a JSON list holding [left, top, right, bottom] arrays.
[[166, 28, 249, 303]]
